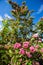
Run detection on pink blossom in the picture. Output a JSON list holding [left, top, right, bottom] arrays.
[[38, 39, 42, 43], [38, 40, 42, 42], [26, 51, 32, 58], [23, 41, 30, 48], [22, 63, 25, 65], [19, 48, 25, 55], [35, 45, 39, 49], [35, 62, 40, 65], [30, 46, 35, 53], [41, 48, 43, 52], [35, 45, 39, 51], [19, 58, 22, 62], [39, 38, 42, 41], [32, 33, 38, 38], [38, 38, 42, 42], [8, 64, 10, 65], [14, 43, 21, 49], [32, 61, 40, 65]]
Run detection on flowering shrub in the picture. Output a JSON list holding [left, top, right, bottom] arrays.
[[14, 43, 21, 49], [0, 1, 43, 65], [9, 35, 43, 65], [0, 33, 43, 65]]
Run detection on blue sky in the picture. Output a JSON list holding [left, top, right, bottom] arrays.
[[0, 0, 43, 25]]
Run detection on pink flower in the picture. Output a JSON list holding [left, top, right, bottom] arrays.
[[14, 43, 21, 49], [35, 45, 39, 51], [38, 38, 42, 42], [8, 64, 10, 65], [22, 63, 25, 65], [23, 41, 30, 48], [32, 61, 40, 65], [41, 48, 43, 52], [38, 40, 42, 42], [19, 48, 25, 55], [26, 51, 32, 58], [35, 45, 39, 49], [30, 46, 35, 53], [19, 58, 22, 62], [39, 38, 42, 40], [35, 62, 40, 65], [32, 33, 38, 38]]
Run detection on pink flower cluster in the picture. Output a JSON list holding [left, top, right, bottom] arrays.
[[30, 46, 35, 53], [19, 48, 25, 55], [23, 41, 30, 48], [13, 40, 42, 58], [14, 41, 30, 49], [26, 51, 32, 58], [13, 41, 30, 55], [13, 33, 43, 65], [14, 43, 21, 49]]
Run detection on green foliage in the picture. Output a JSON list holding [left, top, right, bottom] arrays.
[[36, 18, 43, 38]]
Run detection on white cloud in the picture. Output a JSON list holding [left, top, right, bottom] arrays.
[[37, 5, 43, 14], [0, 25, 2, 28], [0, 25, 3, 31], [0, 16, 3, 21], [4, 14, 12, 19]]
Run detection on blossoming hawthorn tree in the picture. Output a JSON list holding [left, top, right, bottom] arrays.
[[0, 0, 43, 65]]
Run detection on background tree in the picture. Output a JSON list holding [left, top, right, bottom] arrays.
[[8, 0, 34, 42], [0, 0, 34, 44], [36, 18, 43, 41]]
